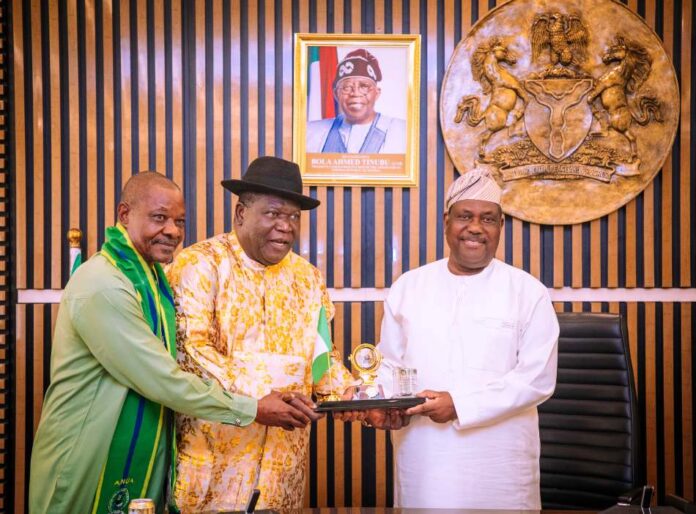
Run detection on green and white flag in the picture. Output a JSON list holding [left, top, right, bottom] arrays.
[[307, 46, 338, 122], [312, 306, 332, 384], [68, 228, 83, 276], [69, 246, 82, 276], [307, 46, 323, 121]]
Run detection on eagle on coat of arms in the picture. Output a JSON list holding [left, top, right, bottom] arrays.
[[531, 13, 589, 73]]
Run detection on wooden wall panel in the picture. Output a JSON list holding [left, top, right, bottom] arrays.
[[0, 0, 11, 509], [6, 0, 696, 511]]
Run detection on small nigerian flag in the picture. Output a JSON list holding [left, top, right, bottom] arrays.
[[69, 247, 82, 276], [67, 228, 83, 276], [312, 306, 332, 384]]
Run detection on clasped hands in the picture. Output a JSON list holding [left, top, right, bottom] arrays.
[[254, 388, 457, 431], [255, 390, 324, 431]]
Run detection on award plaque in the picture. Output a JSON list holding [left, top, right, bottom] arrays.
[[314, 396, 426, 412], [314, 343, 425, 412]]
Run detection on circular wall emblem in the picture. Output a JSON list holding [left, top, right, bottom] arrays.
[[440, 0, 679, 224]]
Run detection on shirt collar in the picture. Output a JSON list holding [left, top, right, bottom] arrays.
[[445, 257, 498, 282]]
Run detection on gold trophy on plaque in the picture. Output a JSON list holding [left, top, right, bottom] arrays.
[[314, 343, 425, 412], [349, 343, 386, 399]]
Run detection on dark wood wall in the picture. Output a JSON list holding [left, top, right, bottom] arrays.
[[7, 0, 695, 512], [1, 1, 12, 512]]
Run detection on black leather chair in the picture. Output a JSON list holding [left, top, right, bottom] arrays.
[[539, 312, 644, 509]]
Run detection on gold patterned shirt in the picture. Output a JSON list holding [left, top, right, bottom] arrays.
[[166, 231, 353, 512]]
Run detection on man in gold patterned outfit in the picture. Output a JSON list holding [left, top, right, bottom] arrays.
[[167, 156, 356, 512]]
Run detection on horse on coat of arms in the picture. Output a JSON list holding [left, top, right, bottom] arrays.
[[588, 36, 662, 161], [454, 38, 528, 157]]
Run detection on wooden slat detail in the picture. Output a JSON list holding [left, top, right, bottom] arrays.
[[334, 186, 345, 288], [374, 301, 386, 505], [375, 188, 385, 288], [264, 0, 275, 157], [212, 0, 224, 237], [228, 0, 240, 181], [590, 220, 600, 288], [137, 0, 148, 171], [14, 0, 27, 291], [333, 304, 346, 506], [663, 303, 675, 493], [392, 189, 402, 282], [608, 212, 619, 288], [171, 0, 184, 187], [351, 188, 361, 288], [120, 0, 132, 184], [350, 302, 362, 506], [31, 0, 44, 290], [553, 225, 563, 288], [317, 188, 328, 278], [103, 0, 115, 232], [572, 224, 582, 288], [68, 0, 80, 231], [154, 0, 166, 174], [31, 307, 43, 433], [425, 6, 437, 264], [644, 182, 655, 287], [50, 0, 64, 287], [86, 0, 98, 256], [530, 223, 540, 280], [316, 414, 328, 507], [14, 305, 27, 514], [679, 0, 692, 286], [627, 302, 639, 389], [645, 303, 657, 487], [408, 0, 420, 271], [194, 0, 206, 241], [682, 304, 694, 498], [645, 0, 656, 30], [512, 218, 522, 269], [626, 202, 637, 287]]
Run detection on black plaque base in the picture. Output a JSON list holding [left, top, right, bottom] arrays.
[[314, 396, 425, 412]]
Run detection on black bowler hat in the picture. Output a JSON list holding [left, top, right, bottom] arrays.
[[221, 156, 319, 210]]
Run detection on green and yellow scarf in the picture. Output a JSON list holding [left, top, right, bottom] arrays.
[[91, 224, 178, 514]]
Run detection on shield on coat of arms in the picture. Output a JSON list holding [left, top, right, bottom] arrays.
[[524, 78, 594, 162]]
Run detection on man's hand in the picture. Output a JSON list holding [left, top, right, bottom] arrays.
[[332, 387, 367, 423], [363, 408, 410, 430], [255, 391, 324, 430], [405, 390, 456, 423]]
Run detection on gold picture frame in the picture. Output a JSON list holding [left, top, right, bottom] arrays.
[[293, 33, 421, 187]]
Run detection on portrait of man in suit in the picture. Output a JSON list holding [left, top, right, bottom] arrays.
[[306, 48, 407, 154]]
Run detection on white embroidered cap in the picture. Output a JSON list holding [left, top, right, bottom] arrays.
[[445, 167, 502, 212]]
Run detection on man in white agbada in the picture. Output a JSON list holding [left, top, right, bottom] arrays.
[[368, 167, 559, 509]]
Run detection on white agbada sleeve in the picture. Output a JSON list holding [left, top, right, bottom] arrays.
[[450, 290, 559, 430]]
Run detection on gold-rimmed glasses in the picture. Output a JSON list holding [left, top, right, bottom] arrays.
[[336, 80, 376, 96]]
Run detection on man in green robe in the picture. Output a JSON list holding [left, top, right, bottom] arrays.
[[29, 172, 319, 514]]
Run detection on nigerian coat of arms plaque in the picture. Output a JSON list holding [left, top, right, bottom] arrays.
[[440, 0, 679, 224]]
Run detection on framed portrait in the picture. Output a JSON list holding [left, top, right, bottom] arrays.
[[293, 34, 421, 187]]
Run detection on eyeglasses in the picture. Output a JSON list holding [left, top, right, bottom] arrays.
[[337, 81, 375, 95]]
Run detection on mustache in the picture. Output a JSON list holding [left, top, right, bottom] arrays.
[[153, 237, 180, 246]]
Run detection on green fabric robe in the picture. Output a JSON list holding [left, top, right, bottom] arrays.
[[29, 254, 258, 514]]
